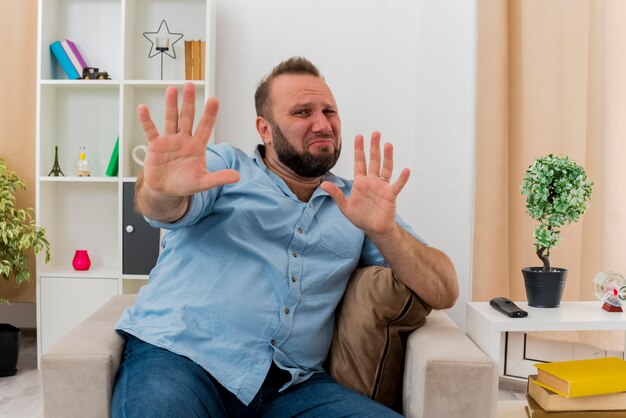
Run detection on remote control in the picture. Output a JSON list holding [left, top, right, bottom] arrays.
[[489, 297, 528, 318]]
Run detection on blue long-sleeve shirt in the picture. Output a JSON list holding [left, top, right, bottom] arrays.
[[116, 143, 422, 404]]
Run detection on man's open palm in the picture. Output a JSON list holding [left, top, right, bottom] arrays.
[[321, 132, 410, 237], [137, 83, 240, 197]]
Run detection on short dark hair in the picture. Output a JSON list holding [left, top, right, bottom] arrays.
[[254, 57, 322, 119]]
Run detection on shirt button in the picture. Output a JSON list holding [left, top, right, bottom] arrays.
[[271, 339, 277, 346], [291, 252, 297, 258], [297, 227, 303, 234], [283, 307, 290, 314], [291, 276, 296, 283]]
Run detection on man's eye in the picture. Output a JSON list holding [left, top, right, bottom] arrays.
[[294, 110, 310, 116], [324, 109, 336, 115]]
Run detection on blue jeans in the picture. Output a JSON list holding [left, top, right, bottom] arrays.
[[112, 335, 401, 418]]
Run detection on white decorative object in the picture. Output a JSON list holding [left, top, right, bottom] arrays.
[[592, 271, 626, 312]]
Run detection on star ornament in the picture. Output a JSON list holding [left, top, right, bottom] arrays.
[[143, 20, 184, 59]]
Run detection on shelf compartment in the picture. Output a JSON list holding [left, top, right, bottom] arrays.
[[38, 181, 120, 274], [124, 0, 208, 81], [40, 275, 118, 355], [39, 84, 120, 177], [40, 0, 122, 81]]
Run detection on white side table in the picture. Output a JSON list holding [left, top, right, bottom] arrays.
[[466, 301, 626, 378]]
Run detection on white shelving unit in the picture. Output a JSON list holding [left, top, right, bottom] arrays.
[[35, 0, 215, 361]]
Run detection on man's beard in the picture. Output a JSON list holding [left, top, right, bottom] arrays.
[[270, 121, 341, 178]]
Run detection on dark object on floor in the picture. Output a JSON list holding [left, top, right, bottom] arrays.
[[0, 323, 21, 377]]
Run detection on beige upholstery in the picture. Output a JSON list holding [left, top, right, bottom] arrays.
[[41, 295, 134, 418], [403, 308, 498, 418], [41, 295, 497, 418]]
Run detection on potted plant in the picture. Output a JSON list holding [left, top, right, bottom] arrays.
[[520, 154, 593, 308], [0, 157, 50, 377]]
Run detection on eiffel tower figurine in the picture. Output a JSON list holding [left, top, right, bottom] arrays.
[[48, 146, 64, 176]]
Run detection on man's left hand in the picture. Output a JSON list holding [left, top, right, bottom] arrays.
[[321, 131, 410, 237]]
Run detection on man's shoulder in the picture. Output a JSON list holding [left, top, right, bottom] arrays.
[[207, 143, 255, 165], [207, 142, 243, 156]]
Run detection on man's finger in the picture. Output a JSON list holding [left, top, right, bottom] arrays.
[[179, 82, 196, 135], [195, 97, 219, 144], [196, 169, 241, 192], [320, 181, 348, 212], [137, 104, 160, 142], [390, 168, 411, 196], [354, 135, 367, 177], [164, 86, 179, 134], [368, 131, 382, 176], [379, 142, 394, 181]]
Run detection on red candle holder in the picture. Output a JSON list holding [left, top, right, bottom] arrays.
[[72, 250, 91, 271]]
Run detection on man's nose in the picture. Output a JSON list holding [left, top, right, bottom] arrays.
[[311, 111, 333, 133]]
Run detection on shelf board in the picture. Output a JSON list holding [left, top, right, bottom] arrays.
[[122, 275, 150, 281], [40, 80, 120, 87], [40, 265, 119, 279], [40, 176, 119, 183], [124, 80, 206, 87]]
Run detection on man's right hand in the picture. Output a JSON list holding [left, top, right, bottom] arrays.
[[135, 82, 240, 222]]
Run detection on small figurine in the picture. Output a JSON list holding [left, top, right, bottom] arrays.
[[48, 145, 64, 176], [76, 146, 91, 177], [82, 67, 111, 80]]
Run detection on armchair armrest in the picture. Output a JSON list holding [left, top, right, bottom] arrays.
[[41, 295, 136, 418], [403, 310, 497, 418]]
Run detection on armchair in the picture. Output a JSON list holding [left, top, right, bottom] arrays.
[[41, 294, 496, 417]]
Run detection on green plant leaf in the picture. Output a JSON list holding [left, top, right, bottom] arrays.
[[521, 154, 593, 265], [0, 158, 51, 300]]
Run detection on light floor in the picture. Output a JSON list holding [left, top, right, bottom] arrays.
[[0, 331, 526, 418]]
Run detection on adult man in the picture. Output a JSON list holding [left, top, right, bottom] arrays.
[[113, 57, 458, 417]]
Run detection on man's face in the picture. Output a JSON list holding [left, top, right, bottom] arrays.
[[265, 74, 342, 178]]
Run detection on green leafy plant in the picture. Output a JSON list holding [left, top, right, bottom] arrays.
[[521, 154, 593, 272], [0, 158, 50, 295]]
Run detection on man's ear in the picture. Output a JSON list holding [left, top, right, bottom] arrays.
[[256, 116, 272, 146]]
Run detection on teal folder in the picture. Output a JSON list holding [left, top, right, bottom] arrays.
[[50, 41, 80, 80]]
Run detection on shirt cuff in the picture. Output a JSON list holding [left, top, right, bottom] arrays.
[[145, 192, 204, 229]]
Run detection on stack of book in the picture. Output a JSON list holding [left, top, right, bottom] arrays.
[[525, 357, 626, 417], [184, 40, 206, 80], [50, 39, 88, 80]]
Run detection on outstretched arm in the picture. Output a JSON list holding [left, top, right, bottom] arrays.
[[135, 83, 240, 222], [321, 132, 459, 309]]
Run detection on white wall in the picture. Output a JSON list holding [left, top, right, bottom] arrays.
[[0, 303, 36, 328], [213, 0, 476, 328]]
